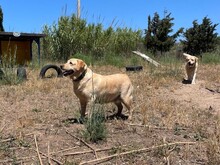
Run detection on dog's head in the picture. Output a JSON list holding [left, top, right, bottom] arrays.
[[60, 58, 87, 80], [183, 53, 198, 68]]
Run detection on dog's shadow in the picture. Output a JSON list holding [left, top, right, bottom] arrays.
[[62, 118, 83, 124], [182, 79, 192, 84], [62, 114, 128, 124], [106, 113, 128, 120]]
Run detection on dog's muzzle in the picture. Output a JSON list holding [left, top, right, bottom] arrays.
[[188, 62, 194, 67], [60, 65, 74, 76], [62, 69, 74, 76]]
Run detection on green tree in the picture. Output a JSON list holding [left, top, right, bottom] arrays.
[[144, 12, 183, 55], [182, 17, 218, 56], [0, 6, 4, 31]]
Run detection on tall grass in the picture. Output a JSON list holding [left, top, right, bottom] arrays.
[[42, 14, 143, 62], [0, 52, 24, 85], [205, 117, 220, 164], [201, 52, 220, 64], [72, 52, 142, 68]]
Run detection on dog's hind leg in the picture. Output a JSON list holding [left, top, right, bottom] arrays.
[[121, 97, 133, 120], [114, 101, 123, 116]]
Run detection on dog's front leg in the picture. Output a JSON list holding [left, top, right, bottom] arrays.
[[191, 73, 196, 84], [79, 100, 87, 122], [191, 68, 197, 84], [88, 94, 97, 118]]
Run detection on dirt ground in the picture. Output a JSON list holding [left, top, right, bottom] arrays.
[[0, 64, 220, 164], [162, 79, 220, 113]]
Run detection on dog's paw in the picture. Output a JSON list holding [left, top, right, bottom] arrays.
[[128, 115, 132, 121], [78, 116, 86, 124], [182, 79, 192, 84]]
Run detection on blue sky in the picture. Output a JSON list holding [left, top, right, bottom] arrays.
[[1, 0, 220, 35]]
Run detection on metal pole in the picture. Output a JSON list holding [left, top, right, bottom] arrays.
[[77, 0, 81, 19]]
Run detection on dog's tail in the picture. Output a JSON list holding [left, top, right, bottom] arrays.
[[183, 53, 191, 57]]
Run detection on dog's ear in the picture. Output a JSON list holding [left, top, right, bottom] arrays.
[[77, 59, 87, 70], [183, 53, 191, 58], [195, 56, 199, 62], [183, 53, 191, 62]]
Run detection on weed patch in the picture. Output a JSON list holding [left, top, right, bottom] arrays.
[[0, 53, 25, 85], [202, 52, 220, 64], [81, 106, 107, 143]]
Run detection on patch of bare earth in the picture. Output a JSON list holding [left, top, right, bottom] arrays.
[[161, 80, 220, 114], [0, 64, 219, 164]]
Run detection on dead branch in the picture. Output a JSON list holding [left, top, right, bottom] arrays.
[[205, 87, 218, 93], [79, 141, 196, 165], [36, 149, 63, 165], [30, 147, 64, 165], [125, 122, 169, 130], [50, 146, 79, 155], [0, 123, 6, 133], [65, 129, 98, 158], [48, 141, 52, 165], [0, 137, 15, 143], [132, 51, 161, 67], [24, 132, 35, 137], [0, 156, 37, 164], [63, 146, 114, 156], [34, 134, 43, 165]]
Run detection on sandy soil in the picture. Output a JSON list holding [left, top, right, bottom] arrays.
[[166, 80, 220, 113]]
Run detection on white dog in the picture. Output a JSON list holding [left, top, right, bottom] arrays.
[[183, 53, 198, 84]]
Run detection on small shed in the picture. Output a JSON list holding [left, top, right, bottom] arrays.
[[0, 32, 45, 65]]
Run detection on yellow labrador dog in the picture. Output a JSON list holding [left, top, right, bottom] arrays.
[[183, 53, 198, 84], [60, 58, 133, 121]]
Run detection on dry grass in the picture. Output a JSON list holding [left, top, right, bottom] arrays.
[[0, 62, 220, 164]]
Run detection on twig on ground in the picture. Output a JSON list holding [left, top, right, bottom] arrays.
[[36, 149, 63, 165], [79, 141, 196, 165], [205, 87, 216, 93], [34, 134, 43, 165], [0, 123, 6, 133], [30, 147, 63, 165], [0, 137, 15, 143], [48, 141, 52, 165], [50, 146, 79, 155], [65, 129, 98, 158], [125, 122, 169, 130], [63, 146, 115, 156], [0, 156, 37, 164], [24, 132, 35, 137]]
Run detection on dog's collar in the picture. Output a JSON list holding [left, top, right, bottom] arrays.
[[73, 69, 87, 82]]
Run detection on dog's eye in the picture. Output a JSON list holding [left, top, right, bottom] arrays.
[[69, 62, 75, 65]]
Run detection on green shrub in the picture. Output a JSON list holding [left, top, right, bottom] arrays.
[[81, 106, 107, 143], [0, 53, 24, 85]]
